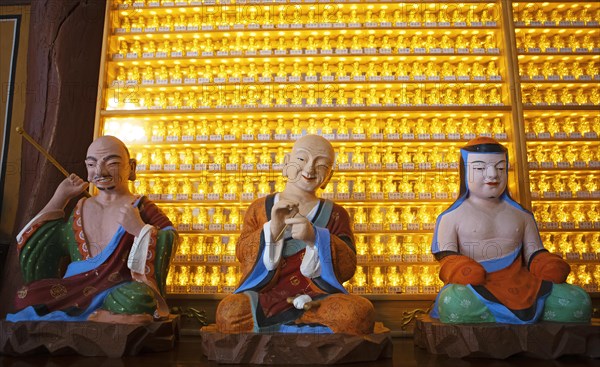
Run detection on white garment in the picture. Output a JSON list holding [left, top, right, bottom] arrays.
[[262, 194, 323, 278]]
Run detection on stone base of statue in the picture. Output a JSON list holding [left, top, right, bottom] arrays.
[[200, 322, 392, 364], [0, 315, 179, 357], [414, 314, 600, 359]]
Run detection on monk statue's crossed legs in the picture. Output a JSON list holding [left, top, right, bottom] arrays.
[[217, 293, 375, 335]]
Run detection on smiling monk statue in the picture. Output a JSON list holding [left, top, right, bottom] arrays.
[[8, 136, 177, 323], [430, 137, 591, 324], [216, 135, 375, 335]]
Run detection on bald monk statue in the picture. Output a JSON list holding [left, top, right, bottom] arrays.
[[431, 137, 591, 324], [8, 136, 177, 323], [216, 135, 375, 335]]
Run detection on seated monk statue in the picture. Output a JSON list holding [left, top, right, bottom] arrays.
[[430, 137, 591, 324], [216, 135, 375, 334], [8, 136, 177, 323]]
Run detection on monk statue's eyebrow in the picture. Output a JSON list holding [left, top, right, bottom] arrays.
[[102, 154, 122, 162], [471, 159, 506, 165]]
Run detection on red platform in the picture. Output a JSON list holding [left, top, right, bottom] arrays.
[[200, 322, 392, 364], [414, 315, 600, 359], [0, 315, 179, 358]]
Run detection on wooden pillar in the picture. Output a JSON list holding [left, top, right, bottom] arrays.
[[0, 0, 106, 317]]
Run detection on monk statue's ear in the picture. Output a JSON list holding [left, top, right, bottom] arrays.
[[320, 169, 334, 189], [282, 153, 291, 178], [129, 158, 137, 181]]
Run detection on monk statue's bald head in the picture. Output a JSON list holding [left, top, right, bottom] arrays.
[[284, 135, 335, 194], [85, 136, 136, 192]]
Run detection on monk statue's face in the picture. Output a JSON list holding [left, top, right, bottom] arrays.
[[85, 136, 135, 193], [284, 135, 334, 193], [466, 152, 507, 200]]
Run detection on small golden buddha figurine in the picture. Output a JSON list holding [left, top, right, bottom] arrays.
[[427, 88, 440, 105], [306, 118, 318, 134], [456, 62, 470, 77], [585, 61, 596, 77], [546, 117, 560, 135], [350, 35, 361, 51], [576, 117, 590, 134], [543, 89, 558, 105], [526, 62, 539, 78], [381, 146, 395, 165], [429, 146, 444, 164], [579, 145, 592, 162], [335, 176, 349, 195], [228, 147, 240, 165], [550, 34, 565, 50], [412, 146, 428, 164], [275, 88, 287, 106], [336, 147, 349, 165], [487, 87, 501, 105], [173, 39, 185, 53], [213, 148, 226, 166], [552, 176, 566, 193], [367, 146, 381, 165], [567, 34, 580, 49], [195, 176, 209, 196], [560, 89, 574, 105], [319, 62, 333, 79], [290, 62, 302, 78], [554, 204, 571, 223], [255, 119, 269, 136], [226, 177, 238, 195], [549, 147, 564, 163], [166, 176, 179, 195], [571, 61, 584, 80], [574, 89, 588, 105], [440, 62, 454, 78], [352, 118, 364, 135], [368, 177, 381, 194], [322, 118, 333, 135], [354, 207, 367, 224], [534, 147, 548, 165], [472, 88, 487, 104], [353, 146, 365, 164], [412, 89, 424, 105], [352, 88, 363, 105], [567, 175, 581, 194], [409, 35, 423, 51], [274, 146, 286, 166], [538, 34, 550, 51], [589, 89, 600, 105], [256, 176, 269, 195], [291, 87, 302, 105], [151, 178, 163, 195], [242, 177, 254, 194], [366, 88, 379, 105], [290, 119, 302, 135], [380, 89, 394, 105]]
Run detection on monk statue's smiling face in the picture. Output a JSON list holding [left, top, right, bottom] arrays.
[[85, 136, 136, 193], [466, 152, 507, 200], [284, 135, 334, 194]]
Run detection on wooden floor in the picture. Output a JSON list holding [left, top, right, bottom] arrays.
[[1, 336, 597, 367]]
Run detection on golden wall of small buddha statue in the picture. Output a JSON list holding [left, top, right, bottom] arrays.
[[96, 0, 600, 297]]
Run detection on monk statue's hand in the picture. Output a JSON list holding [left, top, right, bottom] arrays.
[[285, 216, 315, 246], [530, 251, 570, 283], [55, 174, 89, 201], [117, 204, 146, 237], [439, 254, 486, 285], [270, 199, 299, 240]]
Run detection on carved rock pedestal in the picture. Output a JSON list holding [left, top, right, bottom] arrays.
[[414, 315, 600, 359], [0, 315, 179, 357], [201, 322, 392, 364]]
